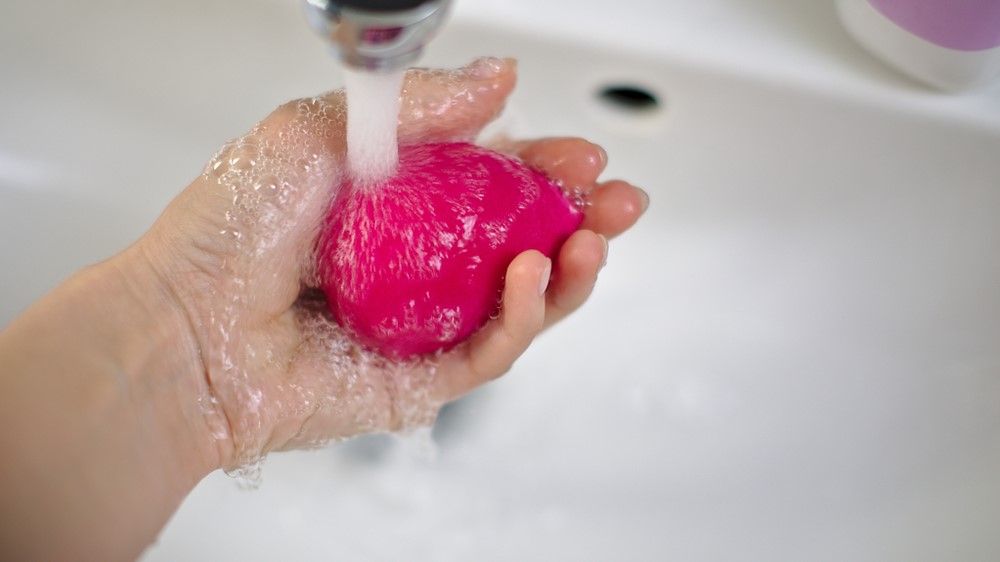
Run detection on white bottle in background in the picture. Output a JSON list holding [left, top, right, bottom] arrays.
[[838, 0, 1000, 91]]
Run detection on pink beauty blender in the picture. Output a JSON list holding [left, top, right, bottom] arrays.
[[316, 141, 583, 359]]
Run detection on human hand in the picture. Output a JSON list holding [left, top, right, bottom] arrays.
[[131, 58, 648, 471]]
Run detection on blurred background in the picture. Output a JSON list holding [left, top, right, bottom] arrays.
[[2, 0, 1000, 560]]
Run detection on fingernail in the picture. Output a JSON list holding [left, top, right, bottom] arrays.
[[638, 188, 650, 213], [467, 57, 505, 79], [594, 144, 608, 169], [538, 259, 552, 296], [599, 235, 609, 269]]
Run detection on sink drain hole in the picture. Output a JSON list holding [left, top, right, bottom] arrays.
[[597, 84, 661, 112]]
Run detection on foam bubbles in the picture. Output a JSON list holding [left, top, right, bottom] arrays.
[[193, 88, 444, 477]]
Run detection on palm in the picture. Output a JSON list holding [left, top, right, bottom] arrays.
[[146, 59, 646, 469]]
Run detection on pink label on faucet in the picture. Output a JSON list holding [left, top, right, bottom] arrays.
[[869, 0, 1000, 51]]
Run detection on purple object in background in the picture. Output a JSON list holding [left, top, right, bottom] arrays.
[[868, 0, 1000, 51]]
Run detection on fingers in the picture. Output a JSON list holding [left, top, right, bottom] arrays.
[[397, 57, 517, 144], [514, 138, 607, 194], [582, 180, 649, 239], [544, 229, 607, 329], [511, 139, 648, 240], [434, 250, 550, 402]]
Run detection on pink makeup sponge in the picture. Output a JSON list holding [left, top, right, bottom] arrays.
[[316, 142, 582, 359]]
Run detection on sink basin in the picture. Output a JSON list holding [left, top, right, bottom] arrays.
[[2, 1, 1000, 560]]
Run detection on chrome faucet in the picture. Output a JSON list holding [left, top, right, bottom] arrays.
[[304, 0, 452, 72]]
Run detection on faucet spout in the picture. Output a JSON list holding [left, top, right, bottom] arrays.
[[304, 0, 452, 72]]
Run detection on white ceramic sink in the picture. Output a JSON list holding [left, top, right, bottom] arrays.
[[3, 1, 1000, 560]]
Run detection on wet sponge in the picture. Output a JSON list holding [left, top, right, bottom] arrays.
[[317, 142, 582, 359]]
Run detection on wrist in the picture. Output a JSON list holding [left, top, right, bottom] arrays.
[[0, 244, 228, 559], [98, 245, 231, 479]]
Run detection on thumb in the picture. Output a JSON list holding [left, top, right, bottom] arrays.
[[398, 57, 517, 144], [252, 57, 518, 161]]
